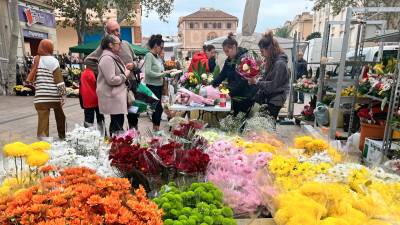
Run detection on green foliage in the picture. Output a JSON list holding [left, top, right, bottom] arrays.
[[212, 65, 220, 78], [47, 0, 175, 44], [306, 32, 321, 41], [275, 26, 290, 38]]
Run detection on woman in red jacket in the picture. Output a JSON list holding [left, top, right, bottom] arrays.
[[79, 66, 105, 131], [188, 45, 216, 72]]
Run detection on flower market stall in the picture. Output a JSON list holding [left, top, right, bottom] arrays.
[[3, 102, 400, 225]]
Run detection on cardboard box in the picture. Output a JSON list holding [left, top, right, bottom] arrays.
[[362, 138, 397, 165]]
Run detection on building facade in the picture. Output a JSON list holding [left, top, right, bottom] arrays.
[[312, 6, 347, 38], [286, 12, 313, 41], [178, 8, 238, 57]]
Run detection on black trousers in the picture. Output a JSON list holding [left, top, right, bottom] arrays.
[[110, 114, 124, 136], [260, 104, 282, 120], [127, 113, 139, 129], [232, 99, 254, 116], [147, 84, 163, 126], [84, 107, 104, 127]]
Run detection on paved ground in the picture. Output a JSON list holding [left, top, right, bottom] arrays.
[[0, 95, 309, 148]]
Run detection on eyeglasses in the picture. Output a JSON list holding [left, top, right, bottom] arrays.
[[113, 42, 121, 45]]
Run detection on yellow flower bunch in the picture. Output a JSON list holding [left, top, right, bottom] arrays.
[[274, 180, 400, 225], [188, 72, 198, 84], [29, 141, 51, 151], [294, 136, 330, 155], [26, 150, 50, 167], [0, 174, 37, 197], [348, 168, 371, 194], [294, 136, 314, 149], [341, 86, 356, 97], [3, 142, 32, 157], [13, 85, 23, 92], [235, 138, 277, 154], [269, 155, 332, 191]]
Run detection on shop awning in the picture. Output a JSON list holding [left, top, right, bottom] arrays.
[[69, 41, 149, 56]]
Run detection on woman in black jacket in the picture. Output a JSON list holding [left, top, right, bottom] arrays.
[[212, 34, 256, 115], [246, 31, 289, 122]]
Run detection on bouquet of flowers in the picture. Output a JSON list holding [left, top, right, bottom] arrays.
[[294, 77, 317, 93], [236, 56, 261, 78], [179, 62, 219, 94]]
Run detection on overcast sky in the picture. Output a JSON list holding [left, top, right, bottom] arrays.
[[141, 0, 314, 36]]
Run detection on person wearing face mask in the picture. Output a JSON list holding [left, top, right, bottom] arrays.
[[97, 35, 132, 136], [144, 34, 168, 131], [188, 44, 216, 73], [212, 33, 256, 116], [246, 31, 290, 124], [84, 20, 140, 131]]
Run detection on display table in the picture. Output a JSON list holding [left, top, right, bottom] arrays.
[[169, 101, 231, 120]]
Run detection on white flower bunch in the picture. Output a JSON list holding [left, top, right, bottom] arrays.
[[65, 125, 104, 157], [298, 151, 333, 164], [48, 125, 117, 177]]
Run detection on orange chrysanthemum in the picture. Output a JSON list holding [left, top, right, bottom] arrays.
[[0, 167, 163, 225]]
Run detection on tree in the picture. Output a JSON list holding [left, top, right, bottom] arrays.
[[48, 0, 175, 44], [312, 0, 400, 29], [6, 0, 20, 94], [275, 26, 290, 38], [306, 32, 321, 41]]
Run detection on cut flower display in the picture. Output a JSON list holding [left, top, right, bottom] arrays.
[[0, 167, 163, 225]]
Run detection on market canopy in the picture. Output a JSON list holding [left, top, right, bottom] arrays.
[[69, 41, 149, 56]]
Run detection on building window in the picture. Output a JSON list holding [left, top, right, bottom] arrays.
[[213, 23, 217, 29], [207, 32, 218, 41], [217, 23, 222, 29], [204, 23, 208, 29], [189, 22, 194, 29], [195, 23, 199, 29], [227, 22, 232, 29]]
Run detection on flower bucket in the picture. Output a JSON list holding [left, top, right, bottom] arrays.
[[359, 122, 385, 151]]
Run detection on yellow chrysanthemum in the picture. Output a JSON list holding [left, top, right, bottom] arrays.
[[26, 150, 50, 167], [3, 142, 32, 157], [1, 177, 19, 187], [29, 141, 51, 151], [0, 185, 10, 196], [294, 136, 313, 149]]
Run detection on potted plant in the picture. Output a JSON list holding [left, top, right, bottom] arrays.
[[357, 104, 387, 151]]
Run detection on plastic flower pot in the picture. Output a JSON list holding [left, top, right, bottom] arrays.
[[359, 122, 385, 151]]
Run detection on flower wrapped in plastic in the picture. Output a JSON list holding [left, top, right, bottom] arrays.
[[237, 56, 261, 78], [175, 87, 215, 106], [206, 140, 275, 215]]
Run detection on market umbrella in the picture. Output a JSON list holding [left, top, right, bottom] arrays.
[[69, 41, 149, 56]]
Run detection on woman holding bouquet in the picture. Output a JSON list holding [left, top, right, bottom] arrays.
[[246, 31, 289, 122], [212, 33, 256, 115]]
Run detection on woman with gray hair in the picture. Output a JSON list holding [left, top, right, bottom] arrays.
[[97, 34, 132, 136]]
